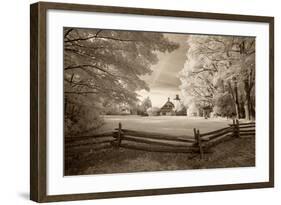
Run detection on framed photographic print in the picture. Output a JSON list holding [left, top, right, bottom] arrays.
[[30, 1, 274, 202]]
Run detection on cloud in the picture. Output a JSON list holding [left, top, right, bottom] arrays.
[[137, 87, 182, 107], [138, 33, 189, 107]]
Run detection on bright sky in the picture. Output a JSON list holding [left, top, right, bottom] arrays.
[[137, 33, 189, 107]]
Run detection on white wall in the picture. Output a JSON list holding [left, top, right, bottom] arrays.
[[0, 0, 279, 204]]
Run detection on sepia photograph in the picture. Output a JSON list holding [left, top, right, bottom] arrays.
[[63, 27, 256, 176]]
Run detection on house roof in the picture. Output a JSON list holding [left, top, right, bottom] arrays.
[[160, 97, 175, 111]]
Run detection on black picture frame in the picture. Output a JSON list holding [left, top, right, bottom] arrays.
[[30, 1, 274, 202]]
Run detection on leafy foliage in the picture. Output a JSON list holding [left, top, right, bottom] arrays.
[[147, 107, 160, 116], [179, 35, 255, 119], [136, 97, 152, 116], [64, 28, 178, 134], [213, 93, 236, 117]]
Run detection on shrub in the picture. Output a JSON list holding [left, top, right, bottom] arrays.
[[213, 93, 236, 117], [147, 107, 160, 116], [65, 105, 104, 136]]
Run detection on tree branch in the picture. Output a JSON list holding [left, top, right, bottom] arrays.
[[64, 64, 115, 77], [192, 68, 217, 74], [64, 28, 73, 38], [64, 31, 137, 43], [64, 91, 98, 95]]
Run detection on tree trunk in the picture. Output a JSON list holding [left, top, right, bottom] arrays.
[[250, 98, 255, 120], [228, 81, 240, 119], [240, 48, 254, 121], [234, 82, 240, 118], [244, 99, 250, 120], [243, 79, 252, 121], [234, 103, 240, 119]]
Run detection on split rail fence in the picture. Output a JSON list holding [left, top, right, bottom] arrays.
[[65, 120, 255, 160]]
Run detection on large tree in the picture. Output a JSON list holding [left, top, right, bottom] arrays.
[[64, 28, 179, 134], [179, 35, 255, 120]]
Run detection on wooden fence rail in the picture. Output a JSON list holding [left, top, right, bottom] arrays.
[[65, 120, 256, 159], [114, 129, 196, 143]]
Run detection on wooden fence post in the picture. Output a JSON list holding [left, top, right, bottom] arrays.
[[197, 130, 204, 159], [193, 128, 204, 159], [236, 119, 240, 138], [193, 128, 197, 142], [117, 122, 122, 148]]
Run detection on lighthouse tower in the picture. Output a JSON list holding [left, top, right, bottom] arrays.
[[173, 94, 182, 112], [173, 94, 186, 115]]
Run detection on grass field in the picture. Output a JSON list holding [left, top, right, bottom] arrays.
[[65, 115, 255, 176], [94, 115, 234, 136]]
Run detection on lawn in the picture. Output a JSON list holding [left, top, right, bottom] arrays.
[[94, 115, 234, 136]]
